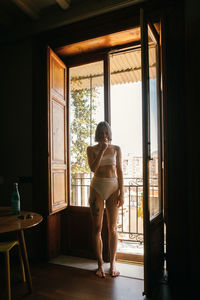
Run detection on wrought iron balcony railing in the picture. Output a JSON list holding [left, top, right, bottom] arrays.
[[71, 175, 159, 244]]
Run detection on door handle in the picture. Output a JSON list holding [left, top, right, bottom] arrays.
[[148, 142, 153, 160]]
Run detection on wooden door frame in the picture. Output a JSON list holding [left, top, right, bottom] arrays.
[[140, 8, 164, 296], [140, 10, 151, 294], [33, 0, 164, 263], [63, 42, 145, 262]]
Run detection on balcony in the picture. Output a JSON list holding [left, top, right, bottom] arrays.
[[71, 175, 159, 258]]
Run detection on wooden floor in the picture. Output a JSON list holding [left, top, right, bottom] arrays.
[[0, 262, 172, 300], [0, 262, 144, 300]]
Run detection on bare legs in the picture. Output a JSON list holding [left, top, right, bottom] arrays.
[[106, 190, 120, 277], [89, 188, 119, 278], [89, 188, 105, 278]]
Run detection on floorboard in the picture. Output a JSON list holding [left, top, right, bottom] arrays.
[[0, 262, 145, 300]]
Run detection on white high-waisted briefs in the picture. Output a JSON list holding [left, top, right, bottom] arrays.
[[90, 176, 118, 200]]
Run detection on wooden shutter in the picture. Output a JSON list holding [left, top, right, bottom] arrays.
[[47, 47, 68, 214]]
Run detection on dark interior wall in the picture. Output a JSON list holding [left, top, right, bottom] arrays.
[[164, 0, 200, 295], [185, 0, 200, 289], [0, 38, 33, 211], [163, 0, 188, 286], [0, 38, 44, 261]]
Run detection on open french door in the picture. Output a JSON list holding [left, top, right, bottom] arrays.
[[140, 9, 164, 296], [47, 47, 68, 214]]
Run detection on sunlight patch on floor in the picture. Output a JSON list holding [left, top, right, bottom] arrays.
[[50, 255, 144, 280]]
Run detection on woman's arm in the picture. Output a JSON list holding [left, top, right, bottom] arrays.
[[87, 143, 107, 173], [116, 146, 124, 207]]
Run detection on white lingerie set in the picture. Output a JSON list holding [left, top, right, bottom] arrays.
[[90, 151, 119, 200]]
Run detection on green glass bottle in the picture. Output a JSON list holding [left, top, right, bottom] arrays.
[[11, 183, 21, 215]]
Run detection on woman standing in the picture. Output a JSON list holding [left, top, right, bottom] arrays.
[[87, 121, 124, 278]]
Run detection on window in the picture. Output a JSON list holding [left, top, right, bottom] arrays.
[[69, 61, 104, 206]]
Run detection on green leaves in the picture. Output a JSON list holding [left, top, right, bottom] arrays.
[[70, 83, 97, 174]]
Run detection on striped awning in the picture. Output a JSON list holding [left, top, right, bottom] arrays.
[[70, 46, 156, 90]]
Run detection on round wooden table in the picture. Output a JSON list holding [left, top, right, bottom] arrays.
[[0, 210, 43, 293]]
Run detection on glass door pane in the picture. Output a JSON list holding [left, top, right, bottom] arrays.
[[110, 47, 144, 256], [148, 29, 161, 219], [69, 61, 104, 206], [141, 8, 164, 295]]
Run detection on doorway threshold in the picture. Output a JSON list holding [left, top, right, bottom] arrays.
[[49, 255, 144, 280], [117, 240, 144, 264]]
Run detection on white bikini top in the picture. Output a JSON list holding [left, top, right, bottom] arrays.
[[99, 151, 117, 167]]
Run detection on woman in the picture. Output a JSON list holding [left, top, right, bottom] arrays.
[[87, 121, 124, 278]]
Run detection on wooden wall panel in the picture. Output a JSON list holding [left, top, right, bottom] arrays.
[[47, 213, 61, 259], [61, 208, 109, 261]]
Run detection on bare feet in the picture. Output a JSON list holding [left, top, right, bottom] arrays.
[[96, 266, 105, 278], [110, 266, 120, 277]]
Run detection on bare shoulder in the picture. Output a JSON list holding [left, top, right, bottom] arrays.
[[87, 145, 97, 156], [87, 145, 94, 153], [113, 145, 121, 153]]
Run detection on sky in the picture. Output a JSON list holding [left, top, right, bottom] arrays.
[[111, 82, 143, 157], [70, 46, 158, 160], [94, 80, 158, 158], [70, 64, 158, 161]]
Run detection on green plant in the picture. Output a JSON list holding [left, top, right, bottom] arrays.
[[70, 81, 98, 174]]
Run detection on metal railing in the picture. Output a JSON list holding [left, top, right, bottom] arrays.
[[119, 179, 144, 243], [71, 175, 159, 244]]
